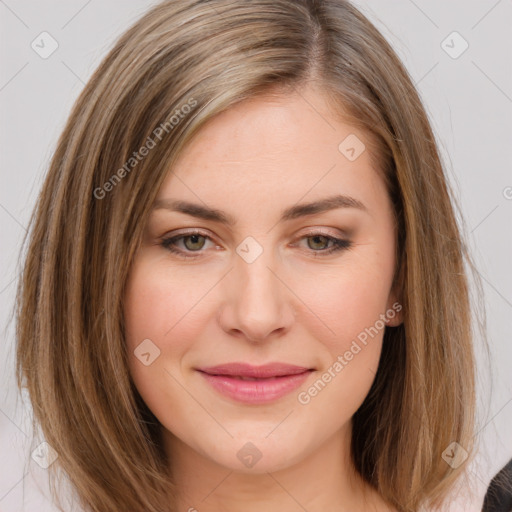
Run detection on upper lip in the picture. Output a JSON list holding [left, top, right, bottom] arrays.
[[197, 362, 313, 379]]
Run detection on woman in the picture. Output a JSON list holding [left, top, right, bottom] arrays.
[[15, 1, 482, 511]]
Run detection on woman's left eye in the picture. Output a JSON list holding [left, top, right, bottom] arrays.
[[159, 231, 352, 259], [297, 233, 352, 256]]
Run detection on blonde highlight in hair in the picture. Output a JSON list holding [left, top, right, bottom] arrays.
[[16, 1, 481, 511]]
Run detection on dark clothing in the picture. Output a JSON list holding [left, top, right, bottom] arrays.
[[482, 458, 512, 512]]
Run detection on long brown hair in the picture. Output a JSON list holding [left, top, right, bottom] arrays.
[[15, 1, 484, 510]]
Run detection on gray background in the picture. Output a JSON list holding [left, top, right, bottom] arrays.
[[1, 1, 511, 510]]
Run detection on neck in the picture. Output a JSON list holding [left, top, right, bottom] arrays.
[[164, 421, 389, 512]]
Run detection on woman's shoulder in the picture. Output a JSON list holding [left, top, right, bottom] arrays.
[[482, 457, 512, 512]]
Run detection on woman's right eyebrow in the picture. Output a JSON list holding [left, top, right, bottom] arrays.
[[151, 194, 368, 227]]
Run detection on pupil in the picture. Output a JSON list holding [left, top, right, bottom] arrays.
[[186, 234, 204, 250], [309, 235, 327, 250]]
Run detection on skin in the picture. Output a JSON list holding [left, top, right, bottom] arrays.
[[124, 84, 402, 512]]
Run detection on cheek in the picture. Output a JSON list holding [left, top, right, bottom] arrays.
[[123, 259, 217, 443], [294, 264, 390, 421], [123, 259, 208, 404], [300, 248, 394, 357], [124, 259, 212, 354]]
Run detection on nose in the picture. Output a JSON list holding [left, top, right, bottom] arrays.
[[217, 248, 296, 343]]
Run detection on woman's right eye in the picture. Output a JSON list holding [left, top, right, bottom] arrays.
[[160, 231, 215, 259]]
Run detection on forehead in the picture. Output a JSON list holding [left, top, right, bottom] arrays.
[[172, 89, 360, 170], [155, 88, 387, 218]]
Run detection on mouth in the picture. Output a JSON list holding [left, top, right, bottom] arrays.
[[196, 362, 314, 404]]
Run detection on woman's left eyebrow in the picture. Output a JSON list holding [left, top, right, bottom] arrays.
[[151, 194, 368, 227]]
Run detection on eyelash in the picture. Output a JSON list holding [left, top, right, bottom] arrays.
[[159, 230, 352, 259]]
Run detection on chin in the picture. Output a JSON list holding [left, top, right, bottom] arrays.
[[201, 434, 305, 475]]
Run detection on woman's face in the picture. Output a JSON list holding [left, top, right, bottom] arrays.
[[124, 86, 402, 475]]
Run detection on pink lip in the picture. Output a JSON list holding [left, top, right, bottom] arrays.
[[196, 363, 314, 404]]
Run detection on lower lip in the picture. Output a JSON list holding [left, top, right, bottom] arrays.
[[198, 371, 312, 404]]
